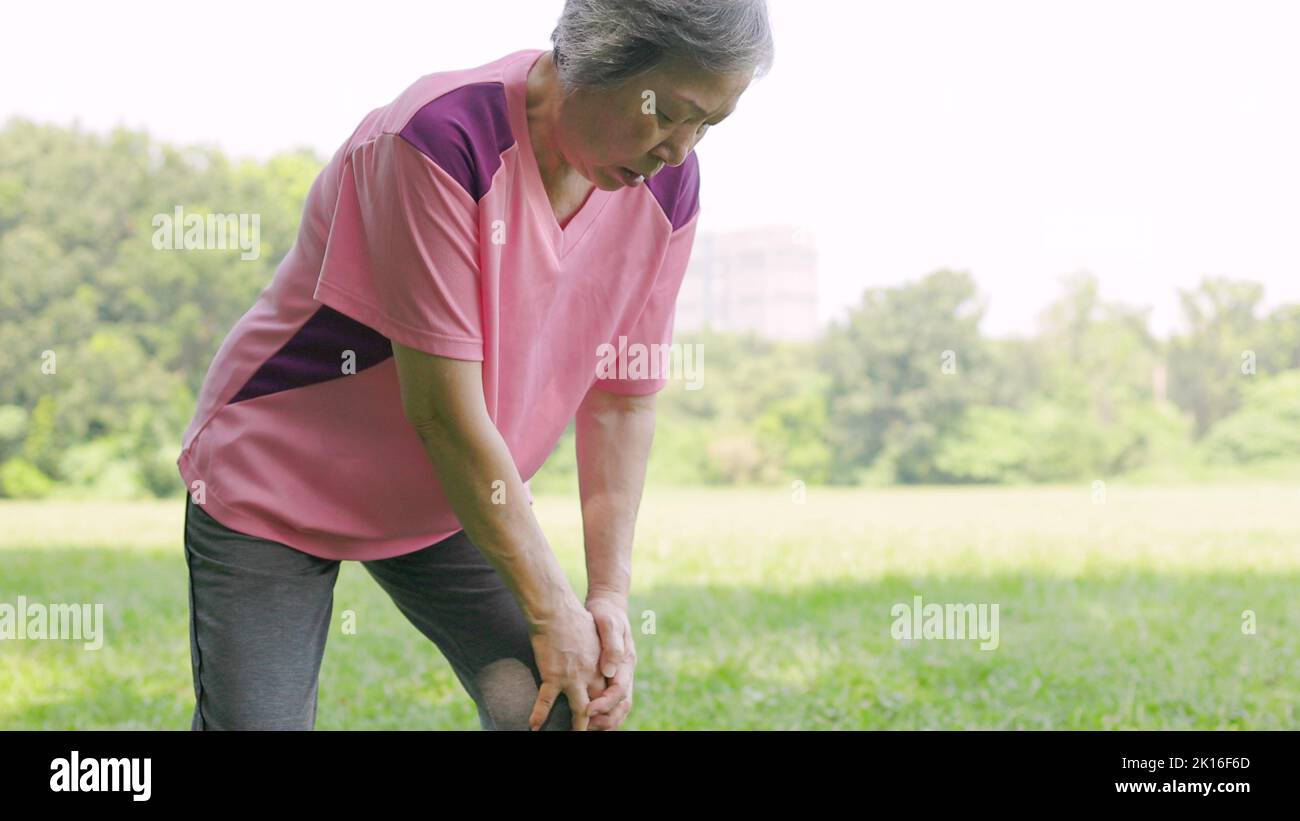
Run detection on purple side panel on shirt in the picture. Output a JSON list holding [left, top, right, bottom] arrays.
[[646, 150, 700, 231], [227, 305, 393, 404], [397, 82, 515, 202]]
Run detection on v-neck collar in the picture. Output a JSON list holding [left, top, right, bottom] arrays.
[[505, 49, 614, 259]]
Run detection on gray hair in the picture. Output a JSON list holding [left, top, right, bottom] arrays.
[[548, 0, 775, 95]]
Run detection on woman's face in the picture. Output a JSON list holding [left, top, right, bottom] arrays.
[[551, 55, 753, 190]]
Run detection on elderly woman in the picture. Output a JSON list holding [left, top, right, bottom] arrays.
[[177, 0, 773, 731]]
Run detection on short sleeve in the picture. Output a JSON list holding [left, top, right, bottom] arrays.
[[593, 207, 700, 395], [313, 131, 483, 360]]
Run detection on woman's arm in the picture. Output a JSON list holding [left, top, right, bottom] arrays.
[[392, 341, 605, 729], [393, 341, 571, 624], [574, 386, 655, 728], [575, 386, 658, 606]]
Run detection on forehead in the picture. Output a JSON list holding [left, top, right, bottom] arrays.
[[633, 56, 752, 116]]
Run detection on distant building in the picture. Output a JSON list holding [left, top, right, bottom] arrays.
[[675, 225, 819, 341]]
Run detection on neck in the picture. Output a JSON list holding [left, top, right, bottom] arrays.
[[526, 51, 581, 191]]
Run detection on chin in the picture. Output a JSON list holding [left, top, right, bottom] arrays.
[[594, 171, 622, 190]]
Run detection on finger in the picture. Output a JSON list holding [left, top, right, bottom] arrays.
[[586, 659, 611, 702], [591, 696, 632, 731], [611, 698, 632, 729], [529, 681, 561, 732], [623, 621, 636, 662], [567, 683, 591, 731], [588, 655, 635, 715], [615, 622, 636, 680], [613, 698, 632, 729], [593, 613, 627, 679], [586, 680, 627, 716]]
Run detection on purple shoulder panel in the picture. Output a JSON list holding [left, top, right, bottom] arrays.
[[397, 82, 515, 203]]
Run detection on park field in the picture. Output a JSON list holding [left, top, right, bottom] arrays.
[[1, 483, 1297, 729]]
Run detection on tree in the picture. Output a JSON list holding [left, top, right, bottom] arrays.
[[1167, 277, 1266, 436], [818, 269, 991, 483]]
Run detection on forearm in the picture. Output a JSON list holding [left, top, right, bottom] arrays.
[[575, 388, 657, 603], [415, 418, 573, 628]]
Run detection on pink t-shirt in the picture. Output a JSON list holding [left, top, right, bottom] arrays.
[[177, 48, 700, 560]]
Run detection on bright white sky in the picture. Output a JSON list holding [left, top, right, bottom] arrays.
[[6, 0, 1299, 339]]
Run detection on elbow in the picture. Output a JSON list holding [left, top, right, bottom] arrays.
[[580, 386, 658, 420], [406, 411, 451, 443], [404, 404, 492, 457]]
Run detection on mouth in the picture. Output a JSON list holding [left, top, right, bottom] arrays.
[[617, 166, 646, 186]]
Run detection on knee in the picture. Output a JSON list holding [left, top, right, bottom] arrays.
[[474, 657, 572, 731]]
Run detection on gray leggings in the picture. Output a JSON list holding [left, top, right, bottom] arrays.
[[182, 494, 572, 730]]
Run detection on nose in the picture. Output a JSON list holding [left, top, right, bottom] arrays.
[[651, 126, 697, 168]]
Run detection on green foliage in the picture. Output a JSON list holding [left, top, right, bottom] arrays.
[[1166, 278, 1267, 436], [932, 405, 1031, 483], [0, 457, 55, 499], [528, 423, 579, 496], [1, 118, 323, 497], [650, 331, 833, 485], [893, 271, 1300, 484], [19, 396, 60, 477], [645, 420, 716, 485], [1201, 371, 1300, 464], [56, 436, 148, 500], [819, 269, 991, 483], [0, 404, 27, 462], [754, 386, 832, 484], [1018, 400, 1111, 481]]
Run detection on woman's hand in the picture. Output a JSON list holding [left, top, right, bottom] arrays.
[[527, 596, 608, 731], [583, 594, 637, 731]]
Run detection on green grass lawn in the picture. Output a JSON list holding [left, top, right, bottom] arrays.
[[1, 483, 1297, 729]]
